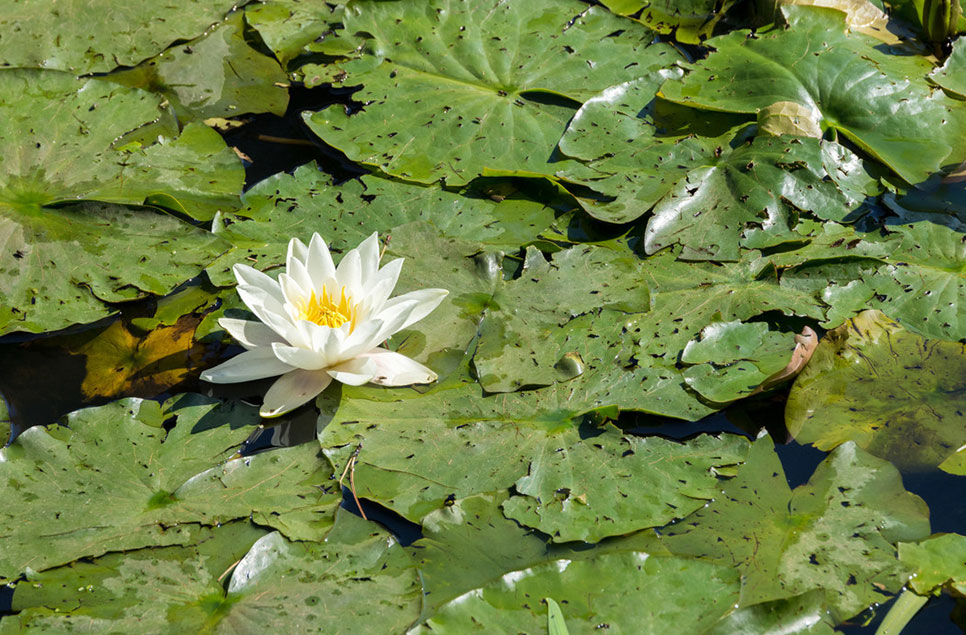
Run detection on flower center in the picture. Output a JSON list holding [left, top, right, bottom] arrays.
[[299, 286, 356, 330]]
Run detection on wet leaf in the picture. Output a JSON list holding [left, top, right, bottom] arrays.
[[680, 321, 800, 403], [0, 0, 237, 73], [660, 434, 930, 621], [931, 37, 966, 97], [659, 6, 966, 184], [785, 310, 966, 471], [222, 510, 421, 632], [304, 0, 680, 185], [599, 0, 731, 43], [501, 425, 750, 542], [899, 533, 966, 595], [1, 522, 267, 633], [205, 166, 556, 286], [0, 395, 338, 581], [110, 13, 289, 121]]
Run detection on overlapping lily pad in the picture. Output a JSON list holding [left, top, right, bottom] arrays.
[[304, 0, 681, 185], [0, 522, 268, 633], [205, 165, 557, 286], [785, 310, 966, 470], [0, 0, 236, 73], [660, 434, 931, 620], [658, 6, 966, 184], [110, 13, 289, 122], [412, 492, 742, 633], [501, 426, 749, 542], [2, 511, 420, 633], [0, 395, 339, 581], [0, 69, 242, 335], [899, 533, 966, 595]]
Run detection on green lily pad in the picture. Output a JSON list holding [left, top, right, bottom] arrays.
[[931, 36, 966, 98], [599, 0, 732, 43], [0, 201, 229, 336], [658, 6, 966, 184], [110, 13, 289, 122], [899, 533, 966, 596], [0, 394, 339, 581], [1, 522, 268, 633], [414, 498, 742, 633], [246, 0, 344, 65], [681, 321, 799, 403], [0, 69, 241, 335], [304, 0, 680, 185], [785, 310, 966, 471], [501, 425, 750, 542], [661, 434, 931, 621], [417, 550, 740, 633], [205, 165, 556, 286], [474, 244, 650, 393], [221, 511, 421, 632], [0, 70, 243, 219], [706, 590, 836, 635], [0, 0, 237, 73], [3, 511, 419, 633]]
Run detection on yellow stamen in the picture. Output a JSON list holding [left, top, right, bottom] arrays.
[[299, 286, 356, 330]]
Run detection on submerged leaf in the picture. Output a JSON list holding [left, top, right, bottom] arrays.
[[785, 310, 966, 471]]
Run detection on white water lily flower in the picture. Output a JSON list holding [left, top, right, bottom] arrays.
[[201, 232, 448, 417]]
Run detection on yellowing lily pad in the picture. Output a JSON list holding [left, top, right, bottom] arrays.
[[785, 310, 966, 471]]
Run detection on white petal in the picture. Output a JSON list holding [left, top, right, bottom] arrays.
[[357, 232, 381, 282], [286, 253, 314, 297], [237, 284, 307, 348], [200, 348, 294, 383], [287, 236, 308, 266], [361, 348, 438, 385], [327, 356, 377, 386], [260, 369, 332, 418], [232, 264, 284, 305], [336, 249, 362, 297], [372, 299, 420, 342], [307, 234, 336, 289], [218, 318, 286, 350], [278, 273, 308, 320], [380, 288, 448, 332], [362, 258, 403, 311], [336, 319, 384, 361], [271, 342, 328, 370]]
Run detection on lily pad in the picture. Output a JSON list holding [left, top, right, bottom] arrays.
[[246, 0, 344, 65], [417, 550, 740, 633], [681, 321, 800, 403], [0, 202, 229, 336], [0, 394, 339, 581], [0, 70, 244, 219], [930, 36, 966, 98], [0, 0, 237, 73], [1, 522, 268, 633], [599, 0, 730, 43], [501, 425, 750, 542], [785, 310, 966, 471], [110, 13, 289, 122], [2, 511, 420, 633], [205, 165, 557, 286], [222, 511, 422, 632], [658, 6, 966, 184], [899, 533, 966, 596], [660, 434, 931, 621], [304, 0, 680, 185]]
